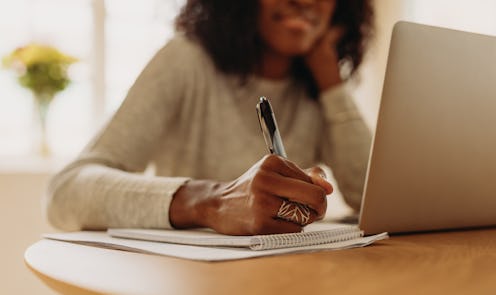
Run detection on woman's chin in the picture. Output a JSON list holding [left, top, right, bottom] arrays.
[[276, 43, 314, 57], [288, 50, 313, 58]]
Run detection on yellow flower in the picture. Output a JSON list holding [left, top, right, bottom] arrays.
[[3, 43, 78, 69], [2, 43, 79, 99]]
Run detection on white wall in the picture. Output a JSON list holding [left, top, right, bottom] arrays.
[[352, 0, 407, 129], [353, 0, 496, 130]]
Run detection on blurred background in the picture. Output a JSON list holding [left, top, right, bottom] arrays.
[[1, 0, 495, 293]]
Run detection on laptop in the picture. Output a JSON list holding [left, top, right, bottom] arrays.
[[359, 21, 496, 235]]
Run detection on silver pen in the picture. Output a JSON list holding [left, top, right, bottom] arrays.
[[256, 96, 287, 158]]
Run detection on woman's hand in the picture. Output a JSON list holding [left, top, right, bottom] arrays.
[[304, 26, 344, 92], [170, 155, 333, 235]]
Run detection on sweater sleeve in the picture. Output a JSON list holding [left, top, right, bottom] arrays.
[[44, 37, 193, 231], [318, 84, 372, 211]]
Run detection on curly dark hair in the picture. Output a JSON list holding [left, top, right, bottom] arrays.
[[176, 0, 374, 94]]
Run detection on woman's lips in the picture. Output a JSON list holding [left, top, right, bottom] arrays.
[[280, 16, 313, 32], [274, 9, 318, 33]]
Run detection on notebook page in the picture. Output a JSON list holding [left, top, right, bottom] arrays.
[[107, 223, 361, 250], [43, 231, 388, 261], [108, 228, 254, 248]]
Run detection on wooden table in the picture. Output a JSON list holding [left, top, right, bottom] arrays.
[[25, 228, 496, 295]]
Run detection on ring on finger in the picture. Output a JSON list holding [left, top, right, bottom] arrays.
[[276, 199, 311, 225]]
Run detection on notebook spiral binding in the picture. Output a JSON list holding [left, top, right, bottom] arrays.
[[250, 226, 363, 251]]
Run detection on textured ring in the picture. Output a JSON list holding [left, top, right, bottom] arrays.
[[276, 200, 311, 225]]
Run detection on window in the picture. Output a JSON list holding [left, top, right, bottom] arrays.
[[0, 0, 184, 158]]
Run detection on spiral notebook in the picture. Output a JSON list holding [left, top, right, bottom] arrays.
[[44, 223, 387, 261], [109, 223, 367, 251]]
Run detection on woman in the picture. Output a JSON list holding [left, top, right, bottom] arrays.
[[45, 0, 374, 235]]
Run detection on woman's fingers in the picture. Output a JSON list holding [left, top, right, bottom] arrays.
[[262, 156, 333, 195], [326, 26, 346, 46], [256, 218, 303, 235], [254, 192, 318, 224], [250, 198, 318, 234], [260, 154, 312, 183], [255, 170, 327, 218], [306, 166, 333, 194], [254, 156, 331, 219]]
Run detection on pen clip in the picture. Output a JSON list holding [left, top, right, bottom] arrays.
[[256, 96, 287, 158], [257, 101, 274, 153]]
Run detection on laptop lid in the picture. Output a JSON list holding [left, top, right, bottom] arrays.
[[359, 21, 496, 235]]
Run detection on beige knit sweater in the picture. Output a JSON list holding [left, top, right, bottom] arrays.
[[45, 35, 371, 231]]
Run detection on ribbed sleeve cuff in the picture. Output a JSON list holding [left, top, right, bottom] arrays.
[[146, 176, 190, 229]]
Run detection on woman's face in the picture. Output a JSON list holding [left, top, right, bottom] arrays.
[[258, 0, 336, 57]]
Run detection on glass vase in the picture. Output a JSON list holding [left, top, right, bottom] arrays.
[[34, 94, 53, 157]]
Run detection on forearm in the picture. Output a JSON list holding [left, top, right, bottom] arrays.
[[45, 162, 189, 231], [319, 85, 372, 210]]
